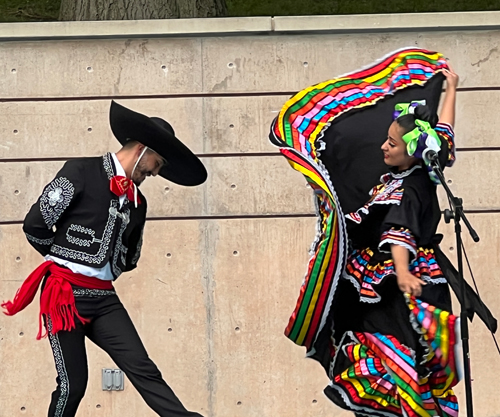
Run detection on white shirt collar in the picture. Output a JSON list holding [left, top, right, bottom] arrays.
[[111, 153, 126, 177]]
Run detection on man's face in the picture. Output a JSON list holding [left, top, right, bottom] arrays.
[[132, 150, 165, 186]]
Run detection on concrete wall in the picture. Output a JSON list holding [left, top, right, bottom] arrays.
[[1, 12, 500, 417]]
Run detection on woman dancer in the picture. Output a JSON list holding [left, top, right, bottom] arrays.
[[269, 49, 487, 417], [324, 68, 460, 416]]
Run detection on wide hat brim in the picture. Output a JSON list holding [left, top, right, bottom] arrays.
[[109, 101, 207, 186]]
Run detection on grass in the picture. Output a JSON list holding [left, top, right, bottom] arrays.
[[0, 0, 60, 22], [1, 0, 500, 22], [229, 0, 500, 16]]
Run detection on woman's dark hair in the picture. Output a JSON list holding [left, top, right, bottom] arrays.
[[395, 105, 438, 134]]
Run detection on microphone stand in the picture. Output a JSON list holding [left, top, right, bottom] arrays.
[[429, 155, 479, 417]]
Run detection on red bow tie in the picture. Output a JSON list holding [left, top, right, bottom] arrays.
[[110, 176, 141, 204]]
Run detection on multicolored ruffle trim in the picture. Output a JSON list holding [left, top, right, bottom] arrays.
[[326, 297, 460, 417], [344, 246, 447, 303], [434, 123, 456, 167], [346, 180, 405, 224], [379, 227, 417, 259]]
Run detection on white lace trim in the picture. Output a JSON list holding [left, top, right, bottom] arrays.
[[405, 294, 432, 366], [328, 375, 399, 417], [280, 148, 348, 352], [386, 164, 421, 180], [329, 331, 356, 379], [421, 276, 447, 284], [378, 237, 417, 260]]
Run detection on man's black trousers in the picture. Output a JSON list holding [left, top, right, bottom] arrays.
[[46, 287, 202, 417]]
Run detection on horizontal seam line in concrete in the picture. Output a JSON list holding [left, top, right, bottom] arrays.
[[0, 153, 281, 163], [0, 148, 498, 163], [0, 91, 292, 103], [1, 210, 498, 226], [0, 214, 317, 226], [0, 86, 498, 103]]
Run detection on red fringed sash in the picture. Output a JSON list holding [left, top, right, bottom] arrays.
[[2, 261, 113, 339]]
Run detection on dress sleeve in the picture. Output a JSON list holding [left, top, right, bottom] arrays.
[[378, 186, 421, 260], [23, 160, 83, 256], [434, 122, 456, 168], [379, 227, 417, 259]]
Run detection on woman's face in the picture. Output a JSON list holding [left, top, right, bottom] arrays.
[[381, 121, 417, 170]]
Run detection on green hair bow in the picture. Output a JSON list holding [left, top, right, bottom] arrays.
[[393, 100, 441, 158], [393, 100, 427, 120], [402, 119, 441, 157]]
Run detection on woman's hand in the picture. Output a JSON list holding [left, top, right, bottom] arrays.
[[443, 62, 459, 90], [396, 270, 427, 297], [390, 243, 426, 296], [438, 61, 458, 126]]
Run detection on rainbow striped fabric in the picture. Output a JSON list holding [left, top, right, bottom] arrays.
[[328, 298, 460, 417], [269, 48, 449, 351], [343, 244, 447, 304], [380, 228, 417, 257]]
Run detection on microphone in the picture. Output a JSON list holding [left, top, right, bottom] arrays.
[[419, 133, 441, 166], [422, 148, 439, 165]]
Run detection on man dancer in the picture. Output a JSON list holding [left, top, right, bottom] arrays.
[[2, 101, 207, 417]]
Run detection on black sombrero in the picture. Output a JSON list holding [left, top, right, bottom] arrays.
[[109, 100, 207, 186]]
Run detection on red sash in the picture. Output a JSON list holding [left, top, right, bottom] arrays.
[[2, 261, 113, 339]]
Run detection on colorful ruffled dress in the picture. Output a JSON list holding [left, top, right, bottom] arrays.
[[269, 48, 496, 417], [328, 155, 460, 416]]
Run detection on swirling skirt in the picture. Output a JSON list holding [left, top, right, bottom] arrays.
[[325, 264, 461, 417]]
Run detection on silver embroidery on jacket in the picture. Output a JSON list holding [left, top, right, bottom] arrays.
[[103, 153, 115, 180], [73, 289, 116, 297], [40, 177, 75, 228], [112, 208, 130, 277], [50, 200, 118, 264], [131, 228, 144, 265], [25, 233, 54, 246], [65, 224, 100, 247]]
